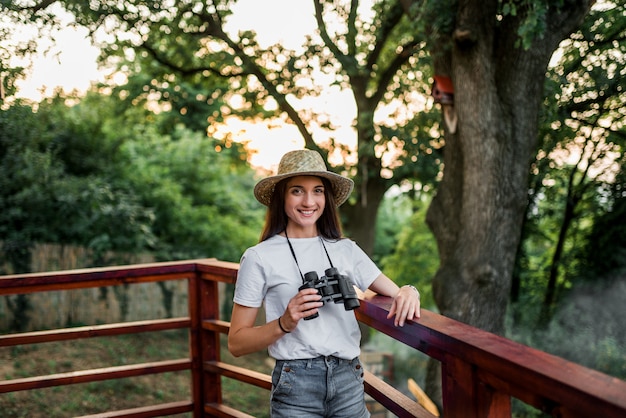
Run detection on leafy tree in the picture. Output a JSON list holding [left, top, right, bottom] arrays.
[[391, 0, 596, 343], [1, 87, 262, 265], [0, 102, 51, 331], [1, 0, 442, 252], [0, 102, 60, 273], [2, 0, 619, 371], [576, 161, 626, 278], [379, 194, 439, 310], [0, 95, 153, 267], [118, 124, 263, 262], [511, 1, 625, 326]]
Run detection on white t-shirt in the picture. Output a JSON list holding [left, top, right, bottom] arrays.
[[233, 234, 381, 360]]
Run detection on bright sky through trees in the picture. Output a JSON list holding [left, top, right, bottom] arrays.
[[11, 12, 101, 101], [10, 0, 372, 170]]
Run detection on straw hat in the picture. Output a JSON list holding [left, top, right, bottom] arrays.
[[254, 149, 354, 207]]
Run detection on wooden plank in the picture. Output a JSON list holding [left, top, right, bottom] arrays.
[[0, 318, 190, 346], [0, 258, 226, 295], [0, 359, 191, 393], [202, 318, 231, 334], [364, 370, 435, 418], [200, 278, 223, 405], [204, 361, 272, 390], [407, 378, 440, 416], [188, 274, 204, 417], [357, 296, 626, 418], [0, 271, 193, 295], [441, 355, 476, 418], [196, 259, 240, 284], [204, 402, 256, 418], [74, 400, 194, 418]]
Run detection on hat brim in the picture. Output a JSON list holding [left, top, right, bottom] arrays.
[[254, 171, 354, 207]]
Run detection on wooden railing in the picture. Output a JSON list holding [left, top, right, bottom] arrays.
[[1, 259, 625, 417]]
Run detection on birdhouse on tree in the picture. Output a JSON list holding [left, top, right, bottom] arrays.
[[431, 75, 457, 133]]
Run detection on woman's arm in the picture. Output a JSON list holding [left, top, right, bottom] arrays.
[[228, 288, 323, 357], [368, 273, 421, 327], [228, 303, 284, 357]]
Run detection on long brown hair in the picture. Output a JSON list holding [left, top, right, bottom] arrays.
[[259, 176, 343, 242]]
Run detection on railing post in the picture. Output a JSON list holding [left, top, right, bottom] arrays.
[[442, 355, 511, 418], [189, 268, 223, 416], [188, 273, 204, 417], [199, 271, 222, 415]]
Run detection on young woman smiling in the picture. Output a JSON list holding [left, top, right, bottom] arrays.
[[228, 149, 421, 418]]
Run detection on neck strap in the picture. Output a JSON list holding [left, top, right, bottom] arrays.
[[284, 231, 334, 283]]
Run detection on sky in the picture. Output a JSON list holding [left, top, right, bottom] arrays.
[[10, 0, 362, 170], [14, 28, 101, 101]]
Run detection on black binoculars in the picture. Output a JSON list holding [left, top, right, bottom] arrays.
[[298, 267, 360, 320]]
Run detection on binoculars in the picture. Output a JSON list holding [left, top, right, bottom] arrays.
[[298, 267, 360, 320]]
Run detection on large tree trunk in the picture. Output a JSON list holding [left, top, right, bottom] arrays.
[[342, 134, 389, 254], [339, 89, 391, 255], [427, 0, 593, 331], [427, 0, 536, 334], [414, 0, 594, 407], [342, 177, 387, 255]]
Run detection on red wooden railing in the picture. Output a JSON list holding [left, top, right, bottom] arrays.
[[1, 259, 625, 417]]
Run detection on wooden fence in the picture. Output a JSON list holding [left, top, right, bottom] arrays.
[[1, 259, 625, 417]]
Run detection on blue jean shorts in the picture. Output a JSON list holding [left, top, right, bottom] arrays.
[[270, 355, 370, 418]]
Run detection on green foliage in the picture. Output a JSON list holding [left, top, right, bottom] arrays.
[[513, 0, 625, 323], [373, 189, 414, 264], [507, 275, 626, 381], [403, 0, 456, 53], [0, 94, 159, 269], [0, 102, 58, 272], [499, 0, 552, 49], [408, 0, 565, 52], [118, 124, 263, 262], [0, 87, 263, 271], [378, 194, 438, 310], [576, 164, 626, 276]]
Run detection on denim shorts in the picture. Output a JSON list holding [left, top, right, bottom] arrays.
[[270, 355, 370, 418]]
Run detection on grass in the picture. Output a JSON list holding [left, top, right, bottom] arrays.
[[5, 312, 617, 418], [3, 324, 608, 418], [0, 330, 271, 417], [0, 328, 414, 418]]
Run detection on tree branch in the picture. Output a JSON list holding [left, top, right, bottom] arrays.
[[365, 0, 406, 70]]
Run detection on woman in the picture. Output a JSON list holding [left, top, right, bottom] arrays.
[[228, 149, 421, 417]]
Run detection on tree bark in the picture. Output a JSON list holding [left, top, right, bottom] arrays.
[[405, 0, 594, 407], [341, 105, 390, 253], [423, 0, 593, 332], [342, 174, 388, 255]]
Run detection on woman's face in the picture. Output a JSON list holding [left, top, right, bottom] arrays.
[[284, 175, 326, 236]]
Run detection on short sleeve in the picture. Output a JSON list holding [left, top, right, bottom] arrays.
[[233, 249, 267, 308], [350, 241, 381, 290], [330, 239, 380, 291]]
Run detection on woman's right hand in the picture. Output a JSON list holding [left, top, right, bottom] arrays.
[[280, 288, 323, 331]]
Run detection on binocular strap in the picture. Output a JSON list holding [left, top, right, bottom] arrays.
[[284, 232, 334, 285]]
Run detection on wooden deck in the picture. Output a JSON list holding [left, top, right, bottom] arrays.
[[1, 259, 625, 417]]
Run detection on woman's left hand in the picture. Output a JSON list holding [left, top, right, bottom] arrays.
[[387, 285, 421, 327]]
